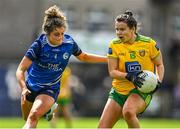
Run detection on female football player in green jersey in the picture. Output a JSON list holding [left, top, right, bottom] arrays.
[[98, 10, 164, 128], [50, 67, 73, 128]]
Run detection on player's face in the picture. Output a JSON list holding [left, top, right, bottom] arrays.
[[48, 27, 66, 45], [115, 21, 135, 43]]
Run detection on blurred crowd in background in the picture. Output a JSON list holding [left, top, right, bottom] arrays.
[[0, 0, 180, 118]]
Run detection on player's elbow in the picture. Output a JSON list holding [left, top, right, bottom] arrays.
[[16, 68, 24, 81], [76, 53, 88, 62], [109, 71, 116, 78], [16, 69, 20, 80], [79, 55, 87, 62]]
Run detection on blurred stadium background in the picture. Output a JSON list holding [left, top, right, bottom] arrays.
[[0, 0, 180, 128]]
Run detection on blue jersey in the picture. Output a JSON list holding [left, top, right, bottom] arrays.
[[25, 33, 82, 92]]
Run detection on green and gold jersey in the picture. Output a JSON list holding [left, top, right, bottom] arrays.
[[58, 67, 71, 99], [107, 34, 160, 95]]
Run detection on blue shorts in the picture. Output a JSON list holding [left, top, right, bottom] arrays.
[[26, 83, 60, 103]]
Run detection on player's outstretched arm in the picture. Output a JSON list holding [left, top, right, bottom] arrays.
[[76, 52, 107, 63]]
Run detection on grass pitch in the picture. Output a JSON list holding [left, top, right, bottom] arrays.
[[0, 117, 180, 128]]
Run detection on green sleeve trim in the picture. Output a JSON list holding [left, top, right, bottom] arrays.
[[138, 34, 151, 43], [111, 38, 121, 44]]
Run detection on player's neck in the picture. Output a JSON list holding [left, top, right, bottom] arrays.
[[127, 34, 137, 44], [46, 35, 62, 47]]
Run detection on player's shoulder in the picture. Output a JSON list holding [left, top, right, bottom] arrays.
[[110, 37, 122, 44], [36, 33, 45, 41], [63, 34, 75, 45], [35, 33, 47, 45], [29, 33, 45, 48], [137, 34, 153, 43]]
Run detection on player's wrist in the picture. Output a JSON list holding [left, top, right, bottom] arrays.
[[126, 71, 145, 88], [21, 85, 28, 91], [125, 72, 134, 82], [157, 81, 162, 87], [125, 71, 142, 82]]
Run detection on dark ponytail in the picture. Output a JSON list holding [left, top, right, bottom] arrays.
[[115, 10, 137, 31]]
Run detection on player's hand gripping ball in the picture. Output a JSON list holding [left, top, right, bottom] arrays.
[[137, 70, 159, 93]]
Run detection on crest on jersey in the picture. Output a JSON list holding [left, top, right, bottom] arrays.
[[139, 50, 145, 57], [63, 52, 69, 60]]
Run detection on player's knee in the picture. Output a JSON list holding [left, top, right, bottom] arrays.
[[98, 123, 108, 128], [123, 108, 136, 120], [28, 109, 41, 121], [98, 118, 113, 128], [98, 122, 105, 128]]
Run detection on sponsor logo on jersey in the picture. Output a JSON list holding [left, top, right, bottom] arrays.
[[38, 63, 62, 71], [125, 61, 141, 73], [44, 53, 49, 58], [119, 52, 126, 56], [129, 51, 136, 59], [52, 49, 61, 52]]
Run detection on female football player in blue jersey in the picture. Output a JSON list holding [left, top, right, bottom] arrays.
[[98, 10, 164, 128], [16, 5, 107, 129]]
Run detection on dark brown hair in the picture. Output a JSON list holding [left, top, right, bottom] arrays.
[[42, 5, 67, 35], [115, 10, 137, 31]]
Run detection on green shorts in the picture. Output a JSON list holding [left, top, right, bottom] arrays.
[[109, 88, 152, 111], [57, 98, 71, 106]]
